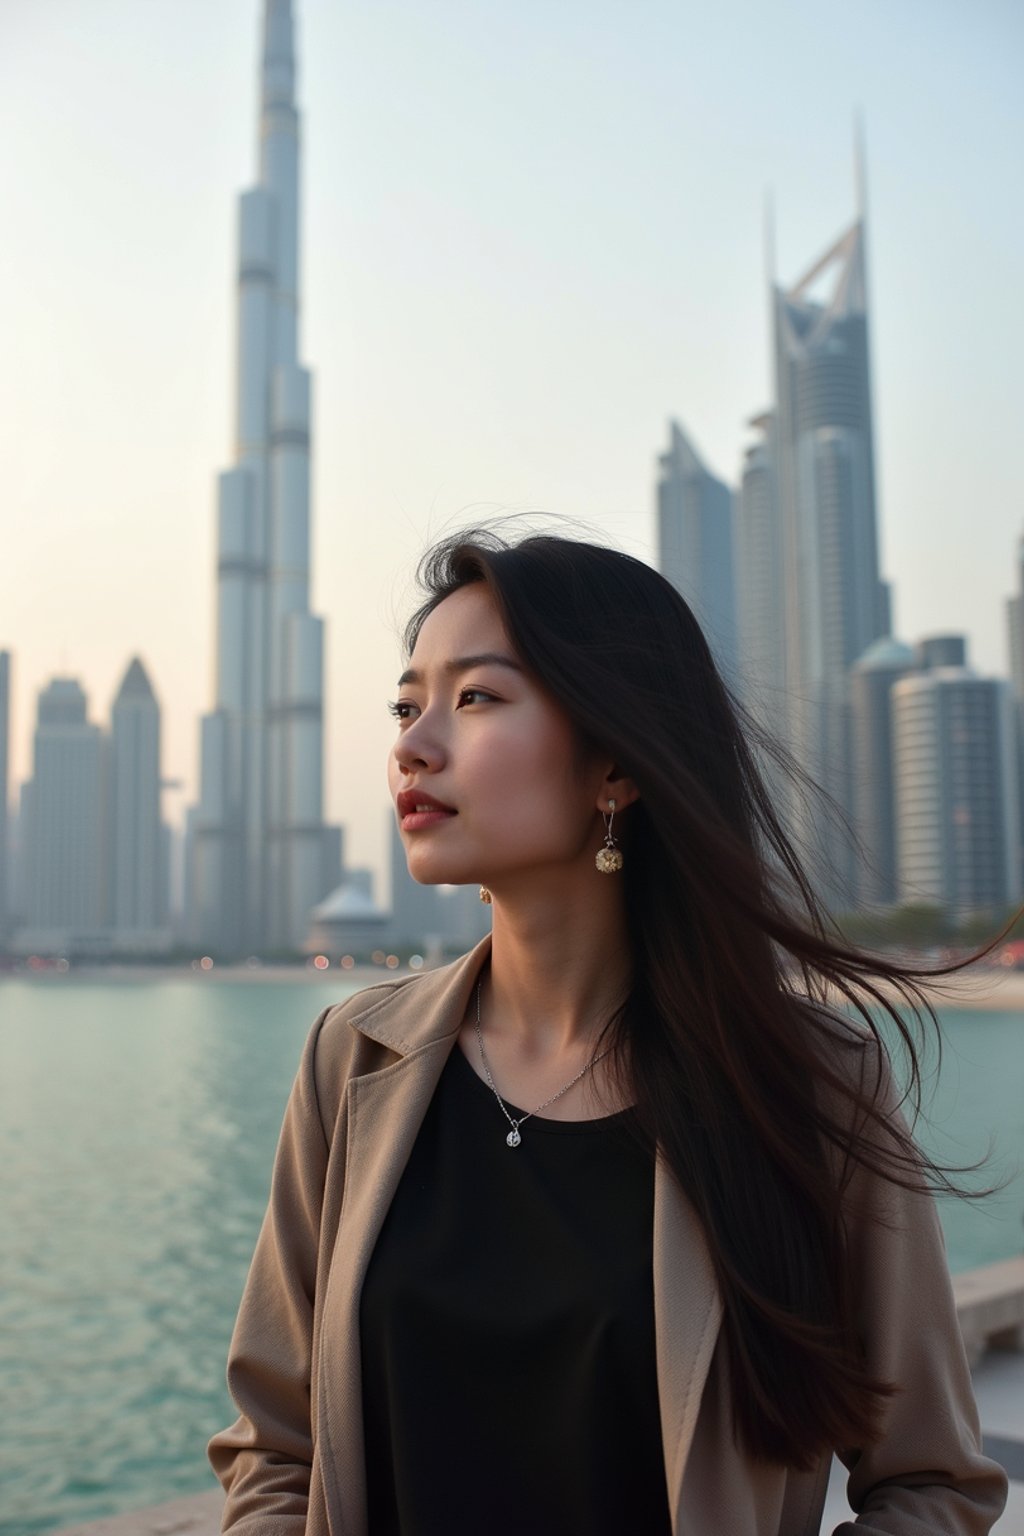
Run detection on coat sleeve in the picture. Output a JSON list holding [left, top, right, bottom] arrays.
[[830, 1039, 1008, 1534], [207, 1006, 333, 1535]]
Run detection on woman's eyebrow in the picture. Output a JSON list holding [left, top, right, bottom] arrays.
[[397, 653, 523, 687]]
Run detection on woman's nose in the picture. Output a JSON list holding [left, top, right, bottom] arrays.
[[393, 719, 445, 775]]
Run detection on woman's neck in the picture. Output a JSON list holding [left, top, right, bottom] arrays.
[[483, 886, 632, 1057]]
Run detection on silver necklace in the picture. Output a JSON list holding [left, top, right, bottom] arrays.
[[473, 980, 615, 1148]]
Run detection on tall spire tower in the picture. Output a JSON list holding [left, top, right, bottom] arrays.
[[193, 0, 327, 956], [771, 188, 889, 900]]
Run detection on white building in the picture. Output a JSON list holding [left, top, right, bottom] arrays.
[[893, 669, 1020, 916], [308, 874, 391, 958], [849, 638, 916, 908]]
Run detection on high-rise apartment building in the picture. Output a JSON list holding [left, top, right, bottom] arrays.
[[110, 657, 170, 949], [192, 0, 335, 956], [772, 213, 890, 894], [21, 679, 107, 942], [892, 668, 1019, 915], [656, 420, 736, 679]]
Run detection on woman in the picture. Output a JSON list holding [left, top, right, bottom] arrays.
[[209, 529, 1008, 1534]]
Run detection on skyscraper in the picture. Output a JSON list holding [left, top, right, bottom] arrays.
[[1009, 532, 1024, 697], [192, 0, 332, 956], [893, 667, 1019, 916], [0, 650, 9, 942], [110, 657, 169, 948], [21, 679, 106, 942], [656, 420, 736, 679], [772, 207, 890, 894], [733, 412, 785, 722], [1005, 530, 1024, 890]]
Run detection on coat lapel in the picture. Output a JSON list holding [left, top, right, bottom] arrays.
[[653, 1154, 724, 1522], [316, 942, 489, 1536]]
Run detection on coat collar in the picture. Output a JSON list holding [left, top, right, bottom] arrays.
[[344, 934, 492, 1056]]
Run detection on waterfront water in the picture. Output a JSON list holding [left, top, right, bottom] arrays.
[[0, 977, 1022, 1535]]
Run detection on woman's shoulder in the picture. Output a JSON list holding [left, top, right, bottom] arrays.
[[310, 970, 426, 1064], [789, 995, 902, 1118], [303, 946, 485, 1113], [320, 970, 426, 1033]]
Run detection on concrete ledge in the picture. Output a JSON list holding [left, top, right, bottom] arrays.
[[953, 1255, 1024, 1366]]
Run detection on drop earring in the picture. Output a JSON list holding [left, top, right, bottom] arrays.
[[595, 799, 623, 873], [479, 886, 493, 904]]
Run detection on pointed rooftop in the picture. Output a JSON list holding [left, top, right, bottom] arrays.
[[777, 220, 867, 356], [662, 419, 710, 480], [113, 657, 157, 706]]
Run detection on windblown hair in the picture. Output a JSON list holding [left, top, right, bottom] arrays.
[[405, 526, 1006, 1470]]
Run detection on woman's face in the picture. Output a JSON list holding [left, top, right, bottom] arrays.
[[387, 583, 608, 891]]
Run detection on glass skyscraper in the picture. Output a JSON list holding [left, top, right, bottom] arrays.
[[772, 215, 890, 895], [656, 419, 736, 682]]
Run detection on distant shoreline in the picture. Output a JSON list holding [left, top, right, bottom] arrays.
[[0, 962, 394, 988], [3, 960, 1024, 1012], [871, 966, 1024, 1014]]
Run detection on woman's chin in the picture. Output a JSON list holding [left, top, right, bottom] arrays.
[[405, 858, 473, 889]]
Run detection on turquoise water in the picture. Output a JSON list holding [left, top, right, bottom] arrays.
[[0, 979, 1021, 1534]]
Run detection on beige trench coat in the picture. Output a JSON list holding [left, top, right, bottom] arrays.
[[208, 937, 1007, 1534]]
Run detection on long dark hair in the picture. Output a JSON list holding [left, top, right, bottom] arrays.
[[405, 526, 1006, 1469]]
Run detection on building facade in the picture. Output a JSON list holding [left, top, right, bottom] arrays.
[[772, 216, 889, 896], [0, 651, 9, 942], [20, 679, 107, 946], [656, 419, 736, 681], [733, 412, 786, 724], [192, 0, 334, 956], [893, 669, 1019, 915], [848, 638, 915, 907], [110, 658, 171, 951], [1005, 531, 1024, 892]]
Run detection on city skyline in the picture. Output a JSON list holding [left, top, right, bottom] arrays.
[[2, 0, 1022, 891]]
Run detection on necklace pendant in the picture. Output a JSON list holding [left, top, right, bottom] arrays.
[[506, 1127, 522, 1148]]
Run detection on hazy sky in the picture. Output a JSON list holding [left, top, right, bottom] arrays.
[[2, 0, 1022, 895]]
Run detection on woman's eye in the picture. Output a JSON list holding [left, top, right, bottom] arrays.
[[457, 687, 494, 708], [387, 700, 417, 721]]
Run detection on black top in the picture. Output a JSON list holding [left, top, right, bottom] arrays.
[[359, 1041, 672, 1536]]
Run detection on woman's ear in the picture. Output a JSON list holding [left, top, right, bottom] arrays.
[[596, 767, 639, 813]]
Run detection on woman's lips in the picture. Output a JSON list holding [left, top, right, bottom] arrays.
[[396, 790, 458, 832], [400, 807, 457, 832]]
